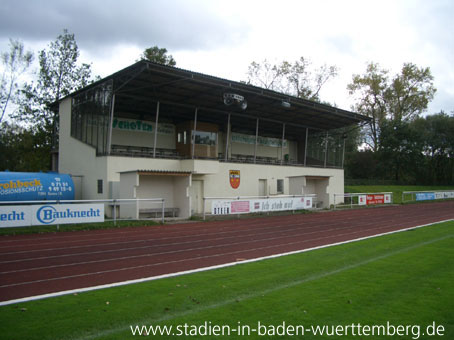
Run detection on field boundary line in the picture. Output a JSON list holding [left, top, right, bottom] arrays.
[[0, 218, 452, 307]]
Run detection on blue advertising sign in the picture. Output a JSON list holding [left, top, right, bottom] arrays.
[[415, 192, 435, 201], [0, 172, 75, 201]]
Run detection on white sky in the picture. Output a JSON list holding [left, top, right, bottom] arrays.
[[1, 0, 453, 114]]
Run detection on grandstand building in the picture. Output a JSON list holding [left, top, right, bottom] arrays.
[[56, 61, 369, 218]]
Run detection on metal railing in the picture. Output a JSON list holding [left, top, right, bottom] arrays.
[[333, 192, 393, 210], [402, 190, 454, 203]]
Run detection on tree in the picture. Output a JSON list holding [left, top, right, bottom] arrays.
[[0, 122, 50, 171], [386, 63, 436, 122], [13, 29, 93, 159], [246, 57, 338, 102], [412, 112, 454, 184], [0, 39, 33, 123], [348, 62, 436, 151], [11, 29, 94, 171], [347, 63, 388, 152], [379, 119, 424, 182], [139, 46, 176, 66], [15, 29, 92, 128], [345, 112, 454, 185]]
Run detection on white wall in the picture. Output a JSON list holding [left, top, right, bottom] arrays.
[[192, 161, 343, 209], [289, 177, 305, 195], [174, 176, 191, 218], [136, 175, 174, 208], [107, 157, 182, 183], [305, 178, 330, 207], [58, 98, 109, 201], [119, 172, 139, 218]]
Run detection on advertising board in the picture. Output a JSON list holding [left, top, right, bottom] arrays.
[[211, 197, 312, 215], [366, 194, 385, 205], [0, 172, 74, 202], [0, 204, 104, 228], [416, 193, 436, 201], [364, 194, 392, 205], [415, 191, 454, 201]]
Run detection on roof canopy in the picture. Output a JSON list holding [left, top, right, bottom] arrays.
[[70, 61, 369, 139]]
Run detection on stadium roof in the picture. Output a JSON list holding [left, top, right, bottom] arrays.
[[68, 60, 370, 139]]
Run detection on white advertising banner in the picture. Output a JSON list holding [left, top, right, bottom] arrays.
[[211, 197, 312, 215], [0, 204, 104, 228], [358, 195, 367, 206], [435, 191, 454, 199], [0, 206, 32, 227], [384, 194, 392, 203], [32, 204, 104, 226]]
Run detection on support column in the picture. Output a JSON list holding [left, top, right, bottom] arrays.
[[224, 113, 230, 162], [106, 93, 116, 155], [153, 101, 160, 158], [254, 118, 259, 163], [192, 108, 198, 159], [324, 131, 328, 168], [341, 134, 346, 168], [304, 127, 309, 166], [280, 123, 286, 165]]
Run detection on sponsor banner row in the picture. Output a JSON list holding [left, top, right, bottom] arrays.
[[0, 204, 104, 228], [358, 194, 392, 206], [416, 191, 454, 201], [211, 197, 313, 215]]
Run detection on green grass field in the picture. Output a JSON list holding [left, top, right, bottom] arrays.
[[0, 221, 452, 339], [345, 185, 454, 204]]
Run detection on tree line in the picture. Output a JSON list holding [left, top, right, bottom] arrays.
[[1, 29, 452, 184]]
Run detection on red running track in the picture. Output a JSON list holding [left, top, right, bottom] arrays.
[[0, 201, 453, 303]]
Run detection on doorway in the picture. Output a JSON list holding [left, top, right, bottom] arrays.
[[258, 179, 267, 196], [190, 180, 204, 214]]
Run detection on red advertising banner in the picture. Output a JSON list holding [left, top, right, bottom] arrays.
[[231, 200, 250, 213], [366, 194, 384, 205]]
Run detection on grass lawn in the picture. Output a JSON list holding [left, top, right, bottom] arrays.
[[345, 185, 454, 204], [0, 221, 452, 339]]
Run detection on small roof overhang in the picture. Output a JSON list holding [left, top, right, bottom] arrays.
[[119, 170, 192, 176]]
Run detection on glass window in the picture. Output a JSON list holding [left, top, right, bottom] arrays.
[[277, 179, 284, 194], [71, 80, 112, 154], [97, 179, 103, 194], [193, 131, 217, 145]]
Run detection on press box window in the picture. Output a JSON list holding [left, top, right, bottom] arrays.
[[97, 179, 103, 194], [193, 131, 217, 145], [277, 179, 284, 194]]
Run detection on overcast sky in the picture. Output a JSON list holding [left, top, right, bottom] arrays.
[[1, 0, 452, 114]]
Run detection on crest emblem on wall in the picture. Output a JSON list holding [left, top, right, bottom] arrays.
[[229, 170, 240, 189]]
